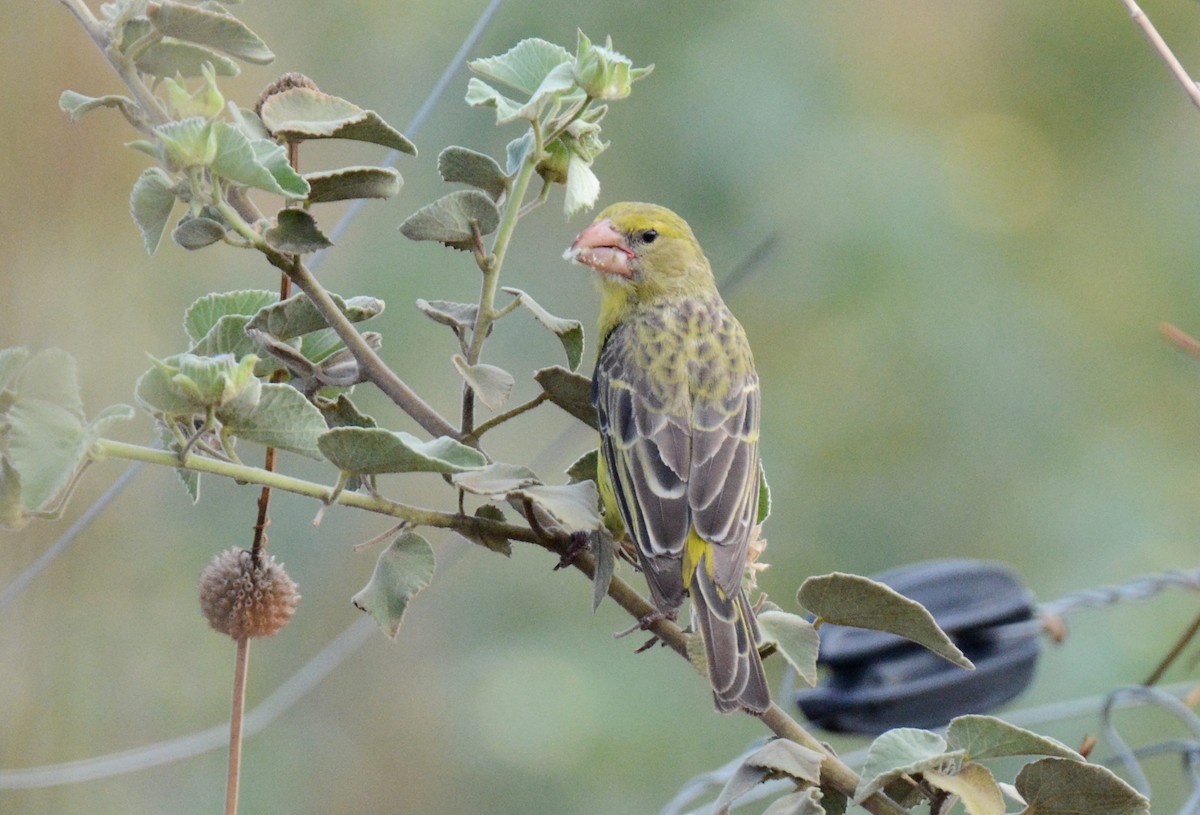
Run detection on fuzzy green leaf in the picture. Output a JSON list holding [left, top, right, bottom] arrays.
[[399, 190, 499, 249], [500, 287, 584, 371], [304, 166, 402, 204], [714, 740, 824, 815], [566, 448, 598, 484], [130, 167, 178, 255], [157, 425, 200, 503], [757, 462, 772, 524], [0, 347, 30, 393], [506, 132, 534, 175], [451, 463, 541, 495], [184, 290, 277, 342], [148, 0, 274, 64], [414, 299, 478, 332], [15, 349, 84, 417], [264, 208, 332, 254], [533, 366, 596, 430], [318, 427, 486, 475], [171, 214, 226, 250], [352, 531, 436, 639], [856, 729, 961, 803], [1015, 757, 1149, 815], [925, 764, 1004, 815], [761, 789, 826, 815], [756, 608, 820, 687], [59, 91, 138, 122], [258, 87, 416, 154], [798, 572, 974, 670], [437, 146, 508, 200], [947, 715, 1082, 763], [210, 122, 308, 197], [218, 383, 325, 459], [188, 315, 275, 374], [563, 153, 600, 217], [316, 393, 377, 429], [452, 355, 513, 411], [135, 38, 240, 77], [468, 38, 573, 95], [514, 482, 601, 534], [246, 292, 383, 340], [590, 527, 615, 612]]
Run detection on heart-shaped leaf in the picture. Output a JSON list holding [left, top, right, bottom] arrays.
[[218, 383, 326, 459], [184, 290, 277, 343], [148, 0, 273, 64], [452, 355, 513, 411], [855, 729, 961, 803], [437, 146, 508, 200], [258, 87, 416, 154], [415, 299, 478, 333], [130, 167, 178, 255], [756, 608, 820, 687], [500, 287, 584, 370], [171, 214, 226, 250], [1015, 757, 1148, 815], [264, 208, 332, 254], [399, 190, 499, 250], [247, 292, 383, 340], [352, 531, 435, 639]]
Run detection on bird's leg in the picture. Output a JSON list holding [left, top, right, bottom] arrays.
[[553, 530, 591, 570], [613, 608, 677, 646]]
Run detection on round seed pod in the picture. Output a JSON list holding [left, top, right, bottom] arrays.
[[199, 548, 299, 639], [254, 72, 320, 117]]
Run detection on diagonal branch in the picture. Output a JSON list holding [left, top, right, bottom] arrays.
[[1122, 0, 1200, 111]]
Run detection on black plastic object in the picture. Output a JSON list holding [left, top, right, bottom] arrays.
[[793, 559, 1040, 734]]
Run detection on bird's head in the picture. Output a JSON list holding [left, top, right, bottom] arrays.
[[564, 203, 714, 304]]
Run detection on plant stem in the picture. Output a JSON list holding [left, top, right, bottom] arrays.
[[224, 637, 249, 815], [1122, 0, 1200, 112], [463, 392, 548, 442]]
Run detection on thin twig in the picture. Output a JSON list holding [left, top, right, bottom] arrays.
[[225, 638, 250, 815], [1122, 0, 1200, 112], [464, 392, 549, 442]]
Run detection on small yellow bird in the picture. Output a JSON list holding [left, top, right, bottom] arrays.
[[565, 202, 769, 714]]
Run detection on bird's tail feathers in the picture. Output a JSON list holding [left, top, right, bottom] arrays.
[[692, 567, 770, 714]]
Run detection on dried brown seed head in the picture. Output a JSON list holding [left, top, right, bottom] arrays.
[[199, 548, 299, 640]]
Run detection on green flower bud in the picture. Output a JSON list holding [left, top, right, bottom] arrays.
[[573, 30, 653, 102], [164, 63, 225, 120], [155, 116, 218, 171], [158, 352, 261, 411]]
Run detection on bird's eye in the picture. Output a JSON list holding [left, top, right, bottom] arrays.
[[641, 229, 658, 244]]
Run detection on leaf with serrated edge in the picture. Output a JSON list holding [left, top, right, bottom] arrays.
[[210, 122, 308, 198], [762, 789, 826, 815], [304, 167, 401, 204], [501, 287, 584, 371], [135, 38, 240, 77], [188, 315, 269, 370], [264, 209, 332, 254], [130, 167, 177, 255], [352, 531, 435, 639], [452, 355, 513, 411], [415, 299, 478, 332], [171, 215, 225, 250], [757, 609, 820, 687], [184, 290, 277, 343], [855, 729, 961, 803], [947, 715, 1081, 762], [468, 38, 572, 94], [925, 764, 1004, 815], [451, 463, 540, 495], [399, 190, 499, 249], [258, 88, 416, 154], [147, 0, 273, 64], [15, 349, 84, 417], [217, 383, 325, 459], [713, 740, 823, 815], [437, 146, 508, 200], [1015, 757, 1148, 815], [799, 572, 973, 670], [247, 292, 383, 340], [318, 427, 486, 475], [533, 366, 596, 430]]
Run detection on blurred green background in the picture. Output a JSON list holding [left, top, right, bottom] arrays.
[[6, 1, 1200, 812]]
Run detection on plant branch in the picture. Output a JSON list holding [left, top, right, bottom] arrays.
[[224, 637, 249, 815], [1122, 0, 1200, 112], [462, 392, 548, 442]]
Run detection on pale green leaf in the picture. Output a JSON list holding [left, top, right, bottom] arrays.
[[188, 315, 273, 373], [0, 458, 26, 531], [0, 347, 30, 393], [590, 527, 615, 612], [399, 190, 500, 249], [148, 0, 274, 64], [762, 788, 826, 815], [134, 38, 240, 77], [155, 116, 217, 170], [564, 153, 600, 217], [454, 504, 513, 556], [59, 90, 138, 122], [352, 531, 436, 639], [513, 482, 601, 533], [130, 167, 178, 255], [258, 87, 416, 154], [757, 609, 820, 687], [264, 208, 332, 254], [437, 146, 508, 200], [566, 448, 598, 484], [171, 214, 226, 250], [304, 166, 402, 204], [452, 355, 513, 411], [158, 424, 200, 502], [500, 287, 584, 371], [855, 729, 961, 803], [925, 764, 1004, 815], [210, 122, 308, 198], [947, 715, 1082, 762], [757, 461, 771, 524], [506, 132, 534, 175], [414, 299, 478, 332], [4, 401, 88, 512], [533, 365, 596, 430], [317, 427, 486, 475], [714, 739, 824, 815], [246, 292, 383, 340], [451, 463, 540, 495], [468, 38, 573, 95], [229, 105, 271, 140], [218, 383, 325, 459], [183, 290, 277, 343], [15, 349, 84, 417], [798, 572, 974, 670], [1015, 757, 1149, 815]]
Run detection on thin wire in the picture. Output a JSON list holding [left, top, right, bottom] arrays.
[[0, 0, 506, 615]]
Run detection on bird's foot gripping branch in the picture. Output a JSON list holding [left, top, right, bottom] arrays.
[[2, 2, 1152, 813]]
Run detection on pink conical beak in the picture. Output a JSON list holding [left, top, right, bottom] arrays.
[[564, 218, 635, 278]]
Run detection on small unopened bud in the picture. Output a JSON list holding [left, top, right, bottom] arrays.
[[254, 72, 320, 117], [199, 548, 299, 639]]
